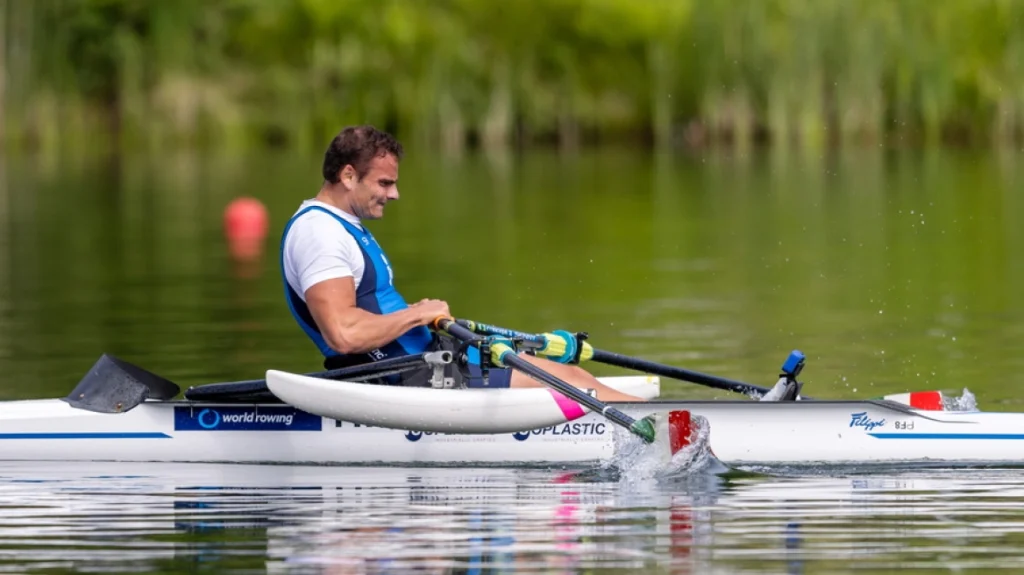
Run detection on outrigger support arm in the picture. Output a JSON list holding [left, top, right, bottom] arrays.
[[425, 350, 455, 389]]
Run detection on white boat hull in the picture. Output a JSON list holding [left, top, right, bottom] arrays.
[[0, 398, 620, 465], [1, 392, 1023, 467], [655, 400, 1024, 466]]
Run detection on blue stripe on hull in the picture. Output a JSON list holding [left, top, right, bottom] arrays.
[[0, 432, 171, 439], [870, 433, 1024, 440]]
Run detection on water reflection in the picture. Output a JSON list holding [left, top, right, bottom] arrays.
[[1, 463, 1024, 573]]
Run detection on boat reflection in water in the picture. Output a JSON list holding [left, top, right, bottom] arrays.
[[2, 462, 1024, 573]]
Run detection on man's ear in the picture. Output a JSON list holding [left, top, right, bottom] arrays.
[[339, 164, 357, 188]]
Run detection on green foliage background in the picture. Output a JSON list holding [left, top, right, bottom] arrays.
[[3, 0, 1024, 153]]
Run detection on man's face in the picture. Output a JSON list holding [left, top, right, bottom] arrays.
[[344, 153, 400, 220]]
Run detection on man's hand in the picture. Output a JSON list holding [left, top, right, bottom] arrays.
[[409, 298, 451, 325]]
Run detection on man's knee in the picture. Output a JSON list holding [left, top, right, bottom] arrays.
[[561, 364, 591, 381], [531, 355, 591, 381]]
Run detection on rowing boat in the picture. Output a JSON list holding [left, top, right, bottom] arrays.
[[3, 317, 1021, 469], [1, 364, 1022, 468], [2, 390, 1022, 467]]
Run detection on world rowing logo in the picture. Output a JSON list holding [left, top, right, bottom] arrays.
[[198, 409, 221, 429], [172, 406, 322, 432]]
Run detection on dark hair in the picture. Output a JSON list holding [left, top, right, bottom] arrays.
[[322, 125, 404, 184]]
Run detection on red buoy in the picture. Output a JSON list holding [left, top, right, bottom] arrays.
[[224, 197, 269, 240], [223, 197, 269, 262]]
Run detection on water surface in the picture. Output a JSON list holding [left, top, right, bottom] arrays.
[[3, 148, 1023, 402], [2, 463, 1024, 573]]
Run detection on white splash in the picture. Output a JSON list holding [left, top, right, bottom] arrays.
[[602, 413, 721, 484], [943, 388, 978, 412]]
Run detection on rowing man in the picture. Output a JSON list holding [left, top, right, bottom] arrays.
[[281, 125, 644, 402]]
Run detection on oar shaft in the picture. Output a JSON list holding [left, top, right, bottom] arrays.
[[457, 318, 774, 398], [319, 353, 443, 381], [503, 352, 640, 430], [233, 353, 436, 386], [456, 319, 546, 346], [437, 318, 650, 440], [184, 352, 449, 402], [590, 349, 771, 397]]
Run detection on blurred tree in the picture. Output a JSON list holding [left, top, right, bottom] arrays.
[[1, 0, 1022, 153]]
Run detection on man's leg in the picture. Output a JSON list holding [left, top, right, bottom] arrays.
[[508, 353, 645, 402]]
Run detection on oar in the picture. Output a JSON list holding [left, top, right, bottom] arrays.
[[184, 351, 452, 402], [67, 352, 449, 411], [434, 317, 666, 444], [71, 351, 455, 410], [589, 349, 780, 398], [455, 319, 803, 399]]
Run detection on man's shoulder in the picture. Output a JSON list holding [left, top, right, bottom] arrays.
[[285, 208, 360, 253], [291, 201, 361, 227], [287, 204, 352, 236], [291, 206, 339, 226]]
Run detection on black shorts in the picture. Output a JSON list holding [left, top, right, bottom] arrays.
[[397, 333, 513, 388]]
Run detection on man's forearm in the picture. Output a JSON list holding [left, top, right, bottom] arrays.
[[321, 307, 426, 355]]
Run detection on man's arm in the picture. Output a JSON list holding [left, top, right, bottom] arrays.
[[305, 278, 449, 355]]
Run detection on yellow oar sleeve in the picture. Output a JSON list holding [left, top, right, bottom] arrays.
[[577, 342, 594, 362], [536, 331, 594, 364], [488, 342, 517, 367]]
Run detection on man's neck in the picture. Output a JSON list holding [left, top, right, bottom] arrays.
[[315, 185, 359, 220]]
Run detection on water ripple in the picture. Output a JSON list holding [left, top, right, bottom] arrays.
[[0, 464, 1022, 573]]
